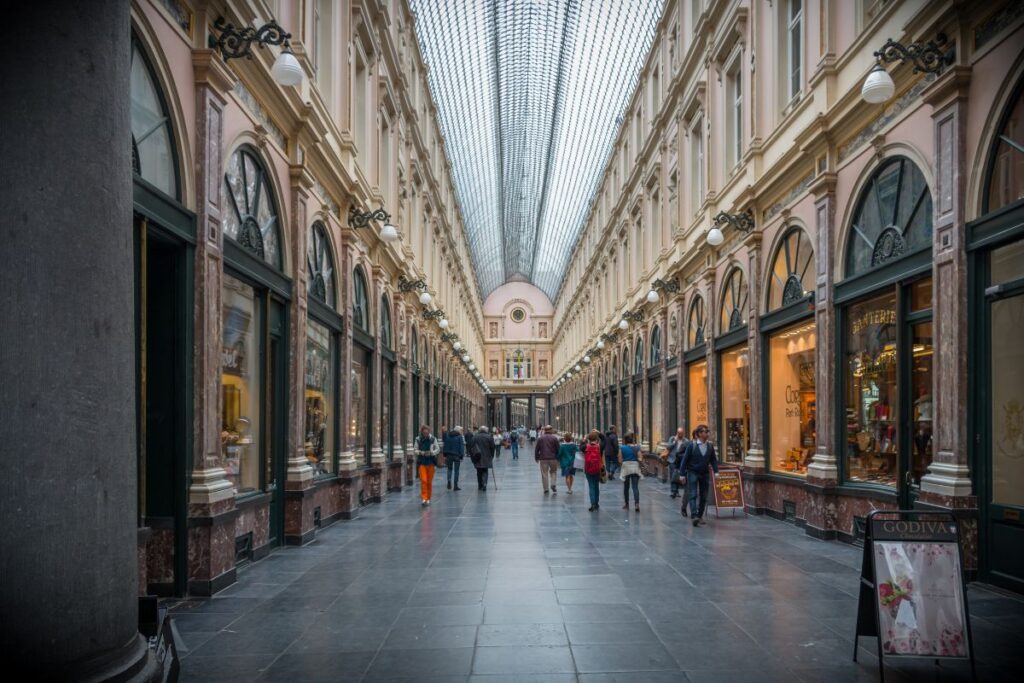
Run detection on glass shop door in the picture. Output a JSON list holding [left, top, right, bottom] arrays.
[[266, 298, 288, 548]]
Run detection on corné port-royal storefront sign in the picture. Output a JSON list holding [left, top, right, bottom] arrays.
[[853, 510, 977, 682]]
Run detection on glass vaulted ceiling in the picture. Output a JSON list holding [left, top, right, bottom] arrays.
[[411, 0, 664, 301]]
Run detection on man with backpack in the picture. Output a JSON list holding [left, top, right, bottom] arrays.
[[583, 430, 603, 511], [603, 426, 620, 480]]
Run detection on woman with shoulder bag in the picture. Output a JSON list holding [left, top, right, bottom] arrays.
[[557, 432, 579, 494], [618, 432, 642, 512]]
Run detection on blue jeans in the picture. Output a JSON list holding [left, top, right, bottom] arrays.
[[623, 474, 640, 505], [446, 458, 461, 486], [586, 473, 601, 507], [511, 441, 519, 459], [687, 471, 710, 518], [669, 464, 680, 495], [605, 456, 619, 478]]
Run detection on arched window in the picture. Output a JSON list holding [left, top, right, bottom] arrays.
[[845, 156, 932, 277], [223, 147, 283, 269], [352, 267, 370, 332], [307, 222, 335, 307], [634, 336, 644, 374], [719, 268, 748, 333], [380, 295, 393, 350], [131, 38, 178, 198], [622, 347, 630, 380], [985, 82, 1024, 212], [650, 325, 662, 365], [411, 327, 418, 367], [767, 226, 815, 311], [687, 295, 706, 348]]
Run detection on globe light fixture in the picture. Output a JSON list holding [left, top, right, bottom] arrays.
[[647, 289, 660, 303], [574, 364, 581, 372], [208, 17, 304, 87], [706, 226, 725, 246], [439, 318, 449, 330], [596, 339, 605, 350], [419, 291, 432, 305], [861, 63, 895, 104], [271, 47, 304, 86], [379, 221, 399, 242], [462, 354, 470, 362], [618, 319, 628, 330], [453, 341, 462, 350], [583, 355, 591, 363], [468, 363, 476, 370]]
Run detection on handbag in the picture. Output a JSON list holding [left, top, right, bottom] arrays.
[[599, 466, 608, 484], [573, 452, 586, 470]]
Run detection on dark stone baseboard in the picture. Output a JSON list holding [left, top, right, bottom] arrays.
[[284, 528, 316, 546], [146, 581, 175, 598], [188, 567, 236, 597], [252, 542, 271, 562]]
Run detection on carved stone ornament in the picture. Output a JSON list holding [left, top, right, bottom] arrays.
[[238, 216, 266, 258], [781, 274, 805, 307], [871, 226, 907, 267]]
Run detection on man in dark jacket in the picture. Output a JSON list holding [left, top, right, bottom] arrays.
[[678, 424, 719, 526], [534, 425, 561, 494], [470, 426, 496, 491], [443, 426, 466, 491], [603, 426, 620, 480], [667, 427, 688, 499]]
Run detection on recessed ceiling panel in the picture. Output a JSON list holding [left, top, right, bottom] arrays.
[[411, 0, 663, 301]]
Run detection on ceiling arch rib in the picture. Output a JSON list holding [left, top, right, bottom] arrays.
[[410, 0, 663, 302]]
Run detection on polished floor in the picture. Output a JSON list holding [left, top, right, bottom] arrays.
[[171, 445, 1024, 682]]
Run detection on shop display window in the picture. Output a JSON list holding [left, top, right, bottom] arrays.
[[688, 360, 708, 435], [844, 291, 898, 486], [221, 274, 261, 494], [304, 318, 335, 475], [650, 379, 662, 447], [767, 322, 816, 475], [720, 345, 750, 464], [910, 321, 933, 487], [350, 346, 369, 460]]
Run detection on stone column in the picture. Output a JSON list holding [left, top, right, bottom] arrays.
[[283, 165, 315, 545], [807, 175, 839, 485], [187, 36, 239, 594], [703, 272, 719, 443], [335, 225, 360, 517], [920, 68, 975, 551], [744, 233, 766, 469], [0, 1, 154, 677], [367, 266, 387, 503]]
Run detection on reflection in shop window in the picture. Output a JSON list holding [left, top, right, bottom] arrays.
[[768, 322, 816, 475], [221, 275, 261, 494], [305, 318, 335, 475], [720, 345, 750, 464], [845, 291, 898, 486], [350, 347, 369, 461], [688, 360, 708, 435]]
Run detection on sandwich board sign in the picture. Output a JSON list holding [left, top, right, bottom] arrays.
[[710, 468, 746, 518], [853, 510, 976, 682]]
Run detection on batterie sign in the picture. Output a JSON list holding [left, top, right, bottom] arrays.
[[711, 468, 744, 509]]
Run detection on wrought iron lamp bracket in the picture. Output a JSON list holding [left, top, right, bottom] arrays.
[[208, 16, 292, 61], [622, 310, 644, 323], [874, 33, 953, 75], [348, 205, 391, 229], [651, 277, 681, 294], [714, 210, 756, 235], [440, 332, 459, 343], [422, 309, 445, 321], [398, 276, 427, 293]]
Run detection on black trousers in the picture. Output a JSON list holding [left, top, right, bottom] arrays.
[[476, 467, 489, 489], [687, 471, 710, 518]]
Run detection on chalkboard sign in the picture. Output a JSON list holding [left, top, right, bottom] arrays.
[[711, 468, 746, 517], [853, 510, 976, 682]]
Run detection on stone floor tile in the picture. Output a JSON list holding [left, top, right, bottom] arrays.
[[471, 645, 576, 674]]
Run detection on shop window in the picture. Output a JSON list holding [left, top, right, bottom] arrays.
[[767, 227, 815, 311], [720, 346, 750, 464], [986, 85, 1024, 213], [305, 318, 335, 475], [131, 39, 178, 198], [767, 321, 816, 475], [634, 337, 644, 375], [719, 268, 748, 333], [845, 157, 932, 278], [223, 148, 282, 269], [411, 328, 418, 370], [622, 347, 630, 380], [688, 359, 708, 434], [353, 267, 369, 332], [910, 320, 934, 488], [650, 325, 662, 365], [650, 378, 663, 446], [381, 295, 393, 350], [844, 291, 898, 486], [307, 222, 335, 307], [687, 295, 706, 348], [350, 346, 369, 459], [221, 274, 262, 494]]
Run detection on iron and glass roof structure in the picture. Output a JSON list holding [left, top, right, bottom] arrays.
[[410, 0, 664, 301]]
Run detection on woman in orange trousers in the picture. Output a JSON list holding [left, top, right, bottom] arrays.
[[415, 424, 440, 506]]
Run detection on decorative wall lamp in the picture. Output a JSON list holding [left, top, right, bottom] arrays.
[[422, 308, 445, 322], [618, 310, 644, 330], [398, 275, 432, 305], [208, 16, 303, 86], [706, 210, 755, 246], [862, 34, 954, 104], [647, 277, 681, 303], [441, 332, 459, 344], [348, 205, 399, 242]]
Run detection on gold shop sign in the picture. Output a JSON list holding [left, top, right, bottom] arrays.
[[851, 308, 896, 335]]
